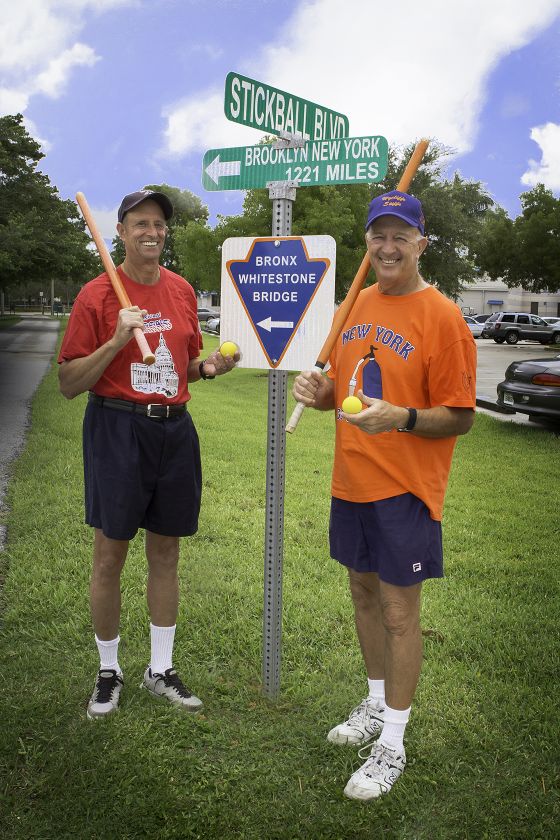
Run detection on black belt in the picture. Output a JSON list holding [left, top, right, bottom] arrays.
[[88, 393, 186, 419]]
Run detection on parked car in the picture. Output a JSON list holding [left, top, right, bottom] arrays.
[[205, 316, 220, 333], [497, 353, 560, 424], [482, 311, 560, 345], [543, 316, 560, 325], [463, 315, 484, 338], [473, 314, 491, 323], [197, 307, 218, 322]]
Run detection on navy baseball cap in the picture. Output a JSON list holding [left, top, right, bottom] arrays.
[[365, 190, 425, 235], [118, 190, 173, 222]]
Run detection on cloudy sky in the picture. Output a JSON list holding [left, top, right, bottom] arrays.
[[1, 0, 560, 239]]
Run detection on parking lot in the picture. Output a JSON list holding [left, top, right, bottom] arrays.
[[475, 338, 559, 429]]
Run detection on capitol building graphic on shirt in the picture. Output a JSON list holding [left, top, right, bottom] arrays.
[[130, 333, 179, 397]]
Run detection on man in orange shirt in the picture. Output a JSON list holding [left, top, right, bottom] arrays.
[[292, 191, 476, 800]]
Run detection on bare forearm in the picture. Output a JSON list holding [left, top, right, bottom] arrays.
[[59, 340, 121, 399], [403, 406, 475, 438], [346, 397, 474, 437]]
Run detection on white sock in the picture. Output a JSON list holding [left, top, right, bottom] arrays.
[[378, 704, 411, 752], [95, 634, 121, 673], [150, 623, 176, 674], [367, 678, 385, 708]]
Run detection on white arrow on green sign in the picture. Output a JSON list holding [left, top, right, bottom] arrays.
[[202, 135, 388, 191], [224, 72, 349, 141]]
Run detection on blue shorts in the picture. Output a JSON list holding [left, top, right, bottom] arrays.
[[83, 402, 202, 541], [329, 494, 443, 586]]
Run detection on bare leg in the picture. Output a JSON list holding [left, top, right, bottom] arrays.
[[145, 531, 180, 626], [347, 570, 423, 709], [379, 579, 423, 710], [348, 569, 385, 680], [90, 529, 128, 640]]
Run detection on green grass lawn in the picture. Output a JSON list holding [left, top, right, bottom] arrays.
[[0, 315, 21, 329], [0, 332, 558, 839]]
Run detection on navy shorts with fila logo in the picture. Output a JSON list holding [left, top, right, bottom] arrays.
[[83, 401, 202, 541], [329, 493, 443, 586]]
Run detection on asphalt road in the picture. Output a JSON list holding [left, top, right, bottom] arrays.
[[474, 337, 559, 429], [0, 316, 61, 546]]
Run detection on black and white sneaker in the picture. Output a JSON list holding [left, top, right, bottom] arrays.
[[141, 667, 203, 712], [327, 698, 384, 745], [87, 669, 124, 720], [344, 740, 406, 800]]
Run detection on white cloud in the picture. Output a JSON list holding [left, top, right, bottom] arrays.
[[23, 117, 53, 153], [160, 0, 560, 159], [0, 87, 29, 115], [0, 0, 132, 115], [88, 205, 121, 241], [34, 43, 99, 98], [521, 123, 560, 190], [161, 92, 258, 157]]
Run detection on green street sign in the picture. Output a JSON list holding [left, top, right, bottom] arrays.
[[202, 135, 388, 191], [224, 72, 349, 141]]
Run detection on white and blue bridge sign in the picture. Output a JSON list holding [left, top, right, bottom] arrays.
[[220, 236, 336, 371]]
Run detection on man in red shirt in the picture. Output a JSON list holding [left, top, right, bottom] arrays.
[[292, 191, 476, 799], [59, 190, 237, 720]]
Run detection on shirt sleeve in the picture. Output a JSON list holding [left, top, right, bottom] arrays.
[[57, 293, 101, 363], [428, 337, 477, 408]]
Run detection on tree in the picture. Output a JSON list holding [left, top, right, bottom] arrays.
[[474, 184, 560, 293], [110, 184, 209, 274], [0, 114, 99, 298], [511, 185, 560, 293], [473, 206, 516, 283], [174, 221, 221, 292]]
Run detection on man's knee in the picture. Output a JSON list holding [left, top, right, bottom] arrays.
[[348, 570, 380, 610], [146, 534, 180, 573], [380, 590, 421, 637], [93, 533, 128, 579]]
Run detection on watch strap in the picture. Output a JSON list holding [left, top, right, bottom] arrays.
[[199, 360, 215, 380], [397, 407, 417, 432]]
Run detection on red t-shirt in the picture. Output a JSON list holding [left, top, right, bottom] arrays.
[[327, 283, 477, 521], [58, 266, 203, 404]]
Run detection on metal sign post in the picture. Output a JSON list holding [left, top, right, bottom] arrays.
[[207, 74, 340, 700], [262, 179, 297, 700]]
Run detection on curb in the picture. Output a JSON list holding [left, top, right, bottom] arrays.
[[475, 395, 516, 414]]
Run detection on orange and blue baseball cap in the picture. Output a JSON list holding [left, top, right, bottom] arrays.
[[365, 190, 425, 235]]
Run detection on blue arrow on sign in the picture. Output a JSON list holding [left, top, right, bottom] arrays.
[[226, 238, 330, 368]]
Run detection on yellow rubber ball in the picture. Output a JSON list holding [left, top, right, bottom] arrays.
[[341, 395, 362, 414], [220, 341, 239, 358]]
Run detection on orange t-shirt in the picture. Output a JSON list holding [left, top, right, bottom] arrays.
[[327, 283, 476, 520]]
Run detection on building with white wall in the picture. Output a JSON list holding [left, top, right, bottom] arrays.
[[456, 277, 560, 317]]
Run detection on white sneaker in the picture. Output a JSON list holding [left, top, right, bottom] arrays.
[[141, 667, 203, 712], [344, 740, 406, 800], [327, 698, 384, 745], [87, 669, 124, 720]]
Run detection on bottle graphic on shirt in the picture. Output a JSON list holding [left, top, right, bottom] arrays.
[[362, 346, 383, 400]]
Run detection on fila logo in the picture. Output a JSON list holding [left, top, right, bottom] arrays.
[[413, 563, 422, 573]]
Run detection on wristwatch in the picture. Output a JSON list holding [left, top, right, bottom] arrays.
[[397, 407, 417, 432], [199, 360, 215, 380]]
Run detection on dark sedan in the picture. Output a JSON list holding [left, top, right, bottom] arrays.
[[497, 354, 560, 424]]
